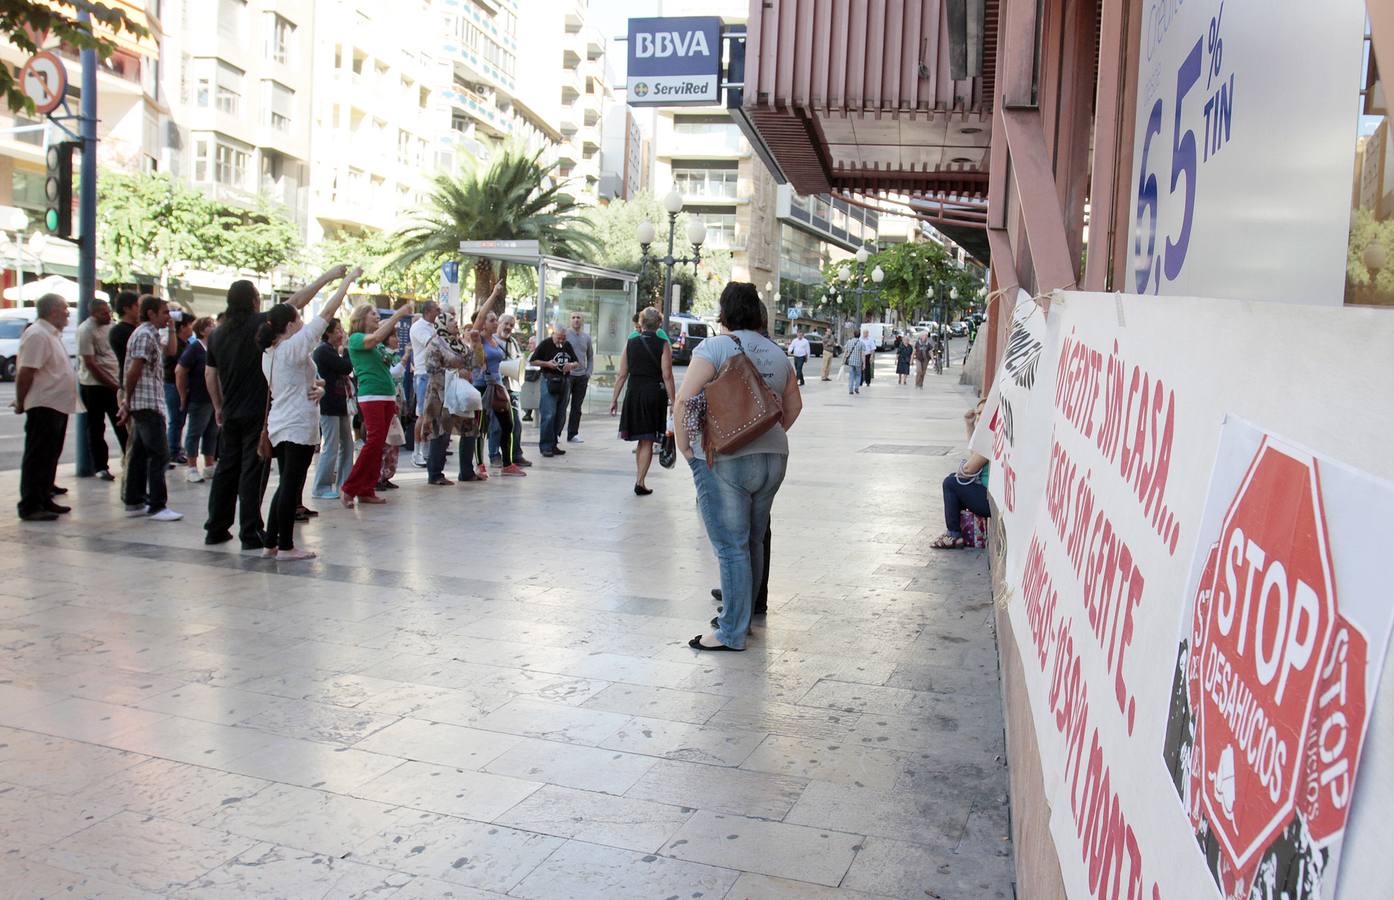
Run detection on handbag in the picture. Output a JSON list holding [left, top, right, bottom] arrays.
[[701, 335, 782, 465], [257, 354, 274, 460], [488, 382, 510, 413], [386, 413, 406, 446], [658, 414, 676, 468]]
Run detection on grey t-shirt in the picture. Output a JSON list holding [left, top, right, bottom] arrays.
[[565, 328, 594, 376], [693, 330, 790, 458]]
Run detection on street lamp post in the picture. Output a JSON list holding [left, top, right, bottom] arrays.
[[637, 190, 706, 326], [836, 247, 884, 333]]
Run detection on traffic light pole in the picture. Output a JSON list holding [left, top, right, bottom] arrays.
[[74, 11, 98, 477]]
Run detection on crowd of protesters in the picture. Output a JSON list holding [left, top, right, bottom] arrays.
[[11, 270, 608, 551]]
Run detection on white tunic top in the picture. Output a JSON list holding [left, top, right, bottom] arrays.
[[262, 315, 329, 447]]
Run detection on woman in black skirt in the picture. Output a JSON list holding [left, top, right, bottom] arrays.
[[611, 306, 676, 495]]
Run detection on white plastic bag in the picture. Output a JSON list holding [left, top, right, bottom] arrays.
[[443, 370, 483, 414]]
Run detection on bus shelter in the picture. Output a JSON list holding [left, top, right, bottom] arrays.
[[458, 242, 638, 417]]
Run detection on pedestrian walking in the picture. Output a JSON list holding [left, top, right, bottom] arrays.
[[118, 295, 182, 522], [895, 339, 913, 384], [310, 318, 354, 499], [75, 297, 125, 481], [206, 268, 348, 547], [674, 282, 804, 651], [560, 310, 594, 445], [258, 266, 358, 559], [108, 290, 139, 381], [788, 330, 810, 386], [14, 294, 76, 521], [820, 340, 834, 380], [163, 312, 193, 463], [409, 300, 440, 468], [861, 328, 875, 385], [611, 306, 675, 495], [913, 332, 930, 388], [176, 317, 219, 483], [340, 297, 412, 506], [530, 322, 578, 459], [488, 313, 530, 468], [844, 331, 865, 395], [465, 293, 525, 478]]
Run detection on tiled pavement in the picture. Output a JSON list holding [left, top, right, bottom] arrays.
[[0, 355, 1011, 899]]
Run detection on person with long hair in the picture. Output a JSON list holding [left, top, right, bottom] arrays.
[[257, 267, 360, 558], [464, 283, 524, 479], [674, 283, 803, 651], [205, 267, 348, 548], [311, 317, 354, 499], [340, 298, 412, 506], [611, 306, 675, 495]]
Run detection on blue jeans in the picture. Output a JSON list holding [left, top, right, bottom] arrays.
[[538, 381, 562, 453], [164, 383, 186, 455], [688, 453, 788, 649], [846, 363, 862, 392], [311, 414, 353, 497], [488, 391, 522, 460]]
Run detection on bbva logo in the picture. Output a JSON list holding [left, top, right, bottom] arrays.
[[634, 30, 712, 59]]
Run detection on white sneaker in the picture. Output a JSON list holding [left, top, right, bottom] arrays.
[[148, 508, 183, 522], [568, 435, 584, 443], [185, 468, 204, 483], [412, 447, 427, 468], [124, 504, 149, 517]]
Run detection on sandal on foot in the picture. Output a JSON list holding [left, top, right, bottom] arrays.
[[276, 549, 317, 561], [931, 534, 966, 549]]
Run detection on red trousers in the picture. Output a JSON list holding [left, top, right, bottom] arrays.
[[341, 399, 395, 499]]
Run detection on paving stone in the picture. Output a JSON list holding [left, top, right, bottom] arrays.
[[662, 809, 862, 886], [473, 698, 631, 746], [221, 735, 405, 793], [351, 811, 564, 893], [600, 716, 768, 767], [169, 843, 413, 899], [579, 682, 729, 724], [352, 718, 523, 770], [840, 836, 1015, 899], [509, 839, 739, 900], [725, 872, 897, 899], [495, 784, 696, 852], [196, 782, 406, 857], [625, 759, 808, 821], [73, 758, 273, 825], [482, 737, 657, 795], [352, 760, 543, 821], [739, 733, 905, 790]]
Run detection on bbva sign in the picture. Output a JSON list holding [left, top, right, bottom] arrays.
[[634, 29, 712, 59]]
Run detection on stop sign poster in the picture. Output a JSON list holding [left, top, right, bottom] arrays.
[[1161, 416, 1394, 899]]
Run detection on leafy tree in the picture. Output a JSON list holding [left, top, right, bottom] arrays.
[[1348, 207, 1394, 304], [315, 229, 445, 306], [1, 1, 147, 113], [215, 195, 301, 279], [392, 148, 598, 312], [97, 172, 225, 293]]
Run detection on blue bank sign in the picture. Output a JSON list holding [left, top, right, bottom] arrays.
[[626, 16, 722, 107]]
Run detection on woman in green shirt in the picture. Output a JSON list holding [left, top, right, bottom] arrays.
[[339, 301, 411, 507]]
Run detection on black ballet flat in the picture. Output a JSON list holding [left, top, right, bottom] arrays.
[[634, 484, 653, 496], [689, 635, 742, 651]]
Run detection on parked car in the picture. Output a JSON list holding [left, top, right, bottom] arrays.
[[949, 320, 969, 337]]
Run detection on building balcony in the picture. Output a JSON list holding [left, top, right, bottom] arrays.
[[559, 111, 580, 136]]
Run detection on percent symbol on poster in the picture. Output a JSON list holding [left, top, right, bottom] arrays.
[[1206, 2, 1224, 90]]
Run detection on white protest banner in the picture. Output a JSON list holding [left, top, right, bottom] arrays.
[[989, 291, 1394, 899], [1159, 418, 1394, 900], [1127, 0, 1364, 305], [970, 291, 1052, 580]]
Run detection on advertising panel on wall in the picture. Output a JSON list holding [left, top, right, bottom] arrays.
[[979, 291, 1394, 898], [1127, 0, 1365, 305], [626, 17, 723, 107]]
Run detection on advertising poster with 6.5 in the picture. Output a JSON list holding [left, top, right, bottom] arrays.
[[1128, 0, 1364, 306]]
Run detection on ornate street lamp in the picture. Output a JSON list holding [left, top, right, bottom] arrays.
[[839, 246, 882, 329], [637, 190, 706, 325]]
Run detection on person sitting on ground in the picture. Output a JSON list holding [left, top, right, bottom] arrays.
[[258, 266, 360, 559], [934, 453, 991, 548], [611, 306, 675, 495]]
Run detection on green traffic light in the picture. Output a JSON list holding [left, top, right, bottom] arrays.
[[45, 209, 59, 232]]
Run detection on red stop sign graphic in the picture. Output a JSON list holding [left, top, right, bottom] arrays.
[[1196, 438, 1336, 871]]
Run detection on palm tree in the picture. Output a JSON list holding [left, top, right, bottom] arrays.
[[391, 148, 599, 312]]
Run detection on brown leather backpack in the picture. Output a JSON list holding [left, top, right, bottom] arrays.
[[702, 335, 783, 464]]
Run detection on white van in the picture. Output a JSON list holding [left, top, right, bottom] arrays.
[[855, 323, 896, 351], [0, 306, 79, 379]]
